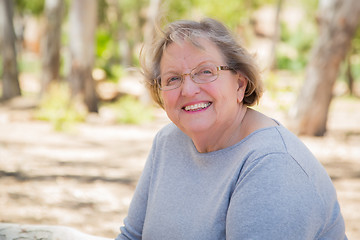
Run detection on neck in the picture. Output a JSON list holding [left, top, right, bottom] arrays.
[[190, 105, 248, 153]]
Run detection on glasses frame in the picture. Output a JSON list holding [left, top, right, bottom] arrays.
[[157, 64, 234, 91]]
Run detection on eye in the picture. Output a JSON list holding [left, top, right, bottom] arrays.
[[195, 65, 215, 76], [165, 76, 181, 86]]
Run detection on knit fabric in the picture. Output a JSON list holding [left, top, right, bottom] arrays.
[[116, 123, 346, 240]]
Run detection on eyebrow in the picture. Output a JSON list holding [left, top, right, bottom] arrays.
[[161, 60, 218, 76]]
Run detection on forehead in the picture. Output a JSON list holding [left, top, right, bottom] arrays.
[[160, 38, 225, 72]]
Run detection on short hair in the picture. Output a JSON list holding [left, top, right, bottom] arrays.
[[140, 18, 263, 108]]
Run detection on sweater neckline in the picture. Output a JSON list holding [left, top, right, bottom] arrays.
[[189, 123, 282, 157]]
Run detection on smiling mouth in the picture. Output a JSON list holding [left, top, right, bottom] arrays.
[[183, 102, 212, 112]]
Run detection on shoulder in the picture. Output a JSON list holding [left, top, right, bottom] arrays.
[[237, 124, 338, 212], [241, 124, 326, 178], [229, 129, 344, 239], [241, 120, 313, 162], [241, 109, 308, 156], [239, 125, 290, 160], [228, 152, 327, 239], [237, 124, 334, 199]]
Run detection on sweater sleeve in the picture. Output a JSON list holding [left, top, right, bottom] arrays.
[[226, 153, 325, 240], [115, 138, 156, 240]]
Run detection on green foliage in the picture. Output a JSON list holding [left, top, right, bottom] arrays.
[[198, 0, 249, 28], [96, 29, 114, 58], [199, 0, 275, 28], [351, 62, 360, 82], [103, 95, 154, 125], [14, 0, 45, 16], [118, 0, 148, 28], [95, 28, 123, 81], [34, 83, 86, 131], [165, 0, 275, 30], [94, 28, 128, 82], [95, 0, 148, 80], [164, 0, 196, 23], [350, 28, 360, 81], [352, 28, 360, 53], [276, 21, 316, 72], [294, 0, 318, 17], [18, 56, 41, 74]]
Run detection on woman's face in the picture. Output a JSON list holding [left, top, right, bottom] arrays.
[[159, 38, 246, 138]]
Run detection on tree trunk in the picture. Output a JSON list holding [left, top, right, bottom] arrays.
[[143, 0, 162, 46], [289, 0, 360, 136], [0, 0, 21, 101], [68, 0, 98, 112], [140, 0, 162, 104], [41, 0, 64, 94], [269, 0, 283, 70], [346, 53, 354, 96], [117, 5, 131, 67]]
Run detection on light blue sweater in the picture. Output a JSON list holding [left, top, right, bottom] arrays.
[[116, 123, 347, 240]]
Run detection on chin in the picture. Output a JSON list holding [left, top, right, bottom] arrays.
[[169, 112, 215, 135], [180, 122, 213, 136]]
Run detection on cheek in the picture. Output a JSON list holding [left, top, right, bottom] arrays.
[[211, 80, 238, 103], [161, 92, 178, 110]]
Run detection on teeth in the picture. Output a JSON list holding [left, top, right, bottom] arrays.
[[184, 102, 211, 111]]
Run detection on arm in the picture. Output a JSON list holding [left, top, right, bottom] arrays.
[[226, 153, 324, 240], [115, 142, 155, 240]]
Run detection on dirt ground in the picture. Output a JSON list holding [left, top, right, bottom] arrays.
[[0, 95, 359, 239]]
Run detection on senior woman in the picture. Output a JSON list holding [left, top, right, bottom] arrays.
[[116, 18, 346, 240]]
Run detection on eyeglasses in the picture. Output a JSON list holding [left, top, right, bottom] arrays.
[[157, 63, 234, 91]]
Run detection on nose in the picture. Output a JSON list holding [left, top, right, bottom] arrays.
[[181, 74, 200, 97]]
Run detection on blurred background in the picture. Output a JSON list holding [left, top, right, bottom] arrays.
[[0, 0, 359, 239]]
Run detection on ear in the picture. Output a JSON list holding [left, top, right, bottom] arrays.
[[237, 73, 248, 103]]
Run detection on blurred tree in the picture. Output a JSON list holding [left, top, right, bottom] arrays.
[[118, 0, 147, 64], [41, 0, 64, 93], [0, 0, 21, 100], [96, 0, 121, 70], [68, 0, 98, 112], [95, 0, 148, 78], [344, 27, 360, 96], [143, 0, 162, 47], [290, 0, 360, 136], [14, 0, 45, 16], [269, 0, 283, 70], [117, 5, 132, 67], [346, 51, 354, 96]]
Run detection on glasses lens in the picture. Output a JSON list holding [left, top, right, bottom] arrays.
[[192, 64, 218, 83], [159, 63, 222, 91], [160, 75, 182, 90]]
